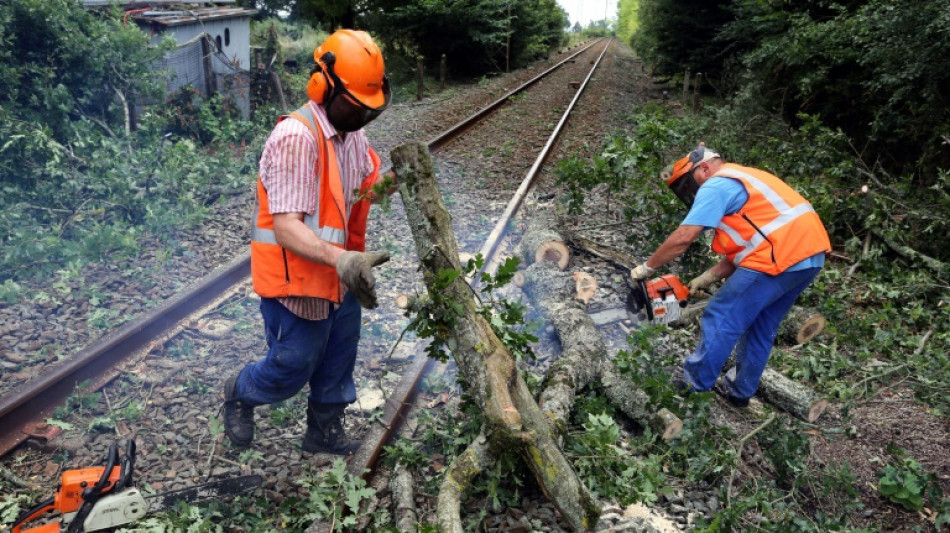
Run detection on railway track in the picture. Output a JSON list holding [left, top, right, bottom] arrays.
[[1, 38, 616, 531]]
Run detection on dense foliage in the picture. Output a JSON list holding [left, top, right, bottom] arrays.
[[626, 0, 950, 177], [241, 0, 568, 76], [0, 0, 263, 285], [367, 0, 567, 75]]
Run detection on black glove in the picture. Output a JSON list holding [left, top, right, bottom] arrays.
[[336, 251, 390, 309]]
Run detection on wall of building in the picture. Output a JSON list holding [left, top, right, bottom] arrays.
[[144, 16, 253, 117]]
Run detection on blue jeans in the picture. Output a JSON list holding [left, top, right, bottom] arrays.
[[683, 266, 821, 399], [234, 294, 362, 407]]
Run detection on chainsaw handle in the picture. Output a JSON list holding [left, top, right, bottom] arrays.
[[11, 498, 58, 533], [115, 439, 136, 491]]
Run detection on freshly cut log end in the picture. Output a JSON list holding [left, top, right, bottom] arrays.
[[536, 241, 570, 270], [513, 271, 526, 288], [796, 314, 825, 344], [520, 225, 569, 269], [778, 307, 826, 345], [652, 408, 683, 441]]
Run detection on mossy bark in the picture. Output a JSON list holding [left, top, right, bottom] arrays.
[[393, 142, 600, 531]]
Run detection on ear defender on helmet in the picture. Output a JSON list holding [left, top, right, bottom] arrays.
[[305, 52, 336, 104]]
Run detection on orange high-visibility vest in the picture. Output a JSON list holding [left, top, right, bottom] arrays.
[[710, 164, 830, 274], [250, 104, 380, 302]]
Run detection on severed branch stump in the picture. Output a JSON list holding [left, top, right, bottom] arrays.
[[392, 142, 600, 532]]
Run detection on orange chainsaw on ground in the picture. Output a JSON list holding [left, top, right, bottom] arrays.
[[12, 440, 261, 533], [626, 273, 691, 325]]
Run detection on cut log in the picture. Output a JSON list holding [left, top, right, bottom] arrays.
[[777, 307, 825, 345], [520, 216, 570, 269], [523, 253, 682, 442], [736, 367, 829, 423], [391, 464, 418, 532], [392, 142, 600, 532]]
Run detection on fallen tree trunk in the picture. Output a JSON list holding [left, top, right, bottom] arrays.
[[392, 142, 600, 532], [520, 226, 683, 442]]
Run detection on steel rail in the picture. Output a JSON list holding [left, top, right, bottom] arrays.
[[0, 39, 606, 458], [330, 39, 614, 529], [0, 255, 249, 455], [476, 39, 612, 278], [339, 39, 611, 482]]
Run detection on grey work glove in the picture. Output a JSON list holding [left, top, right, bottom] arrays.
[[687, 270, 720, 296], [336, 251, 390, 309], [629, 263, 656, 282]]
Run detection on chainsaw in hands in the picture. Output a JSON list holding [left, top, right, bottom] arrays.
[[626, 273, 690, 325], [12, 440, 261, 533]]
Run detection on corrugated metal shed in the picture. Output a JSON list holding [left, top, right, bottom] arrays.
[[126, 5, 258, 118]]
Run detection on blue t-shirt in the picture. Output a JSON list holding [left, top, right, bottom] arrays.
[[682, 177, 824, 271]]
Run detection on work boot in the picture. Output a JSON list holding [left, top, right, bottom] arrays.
[[302, 402, 360, 455], [223, 374, 255, 448]]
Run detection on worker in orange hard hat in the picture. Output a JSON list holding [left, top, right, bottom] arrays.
[[223, 30, 394, 455], [631, 144, 831, 407]]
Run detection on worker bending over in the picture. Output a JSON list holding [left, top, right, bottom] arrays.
[[631, 145, 830, 406]]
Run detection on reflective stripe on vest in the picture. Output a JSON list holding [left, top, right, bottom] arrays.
[[249, 103, 378, 301], [711, 164, 829, 273], [250, 106, 347, 247]]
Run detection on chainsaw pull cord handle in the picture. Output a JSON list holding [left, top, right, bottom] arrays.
[[65, 443, 119, 533], [114, 439, 136, 491], [10, 497, 57, 533]]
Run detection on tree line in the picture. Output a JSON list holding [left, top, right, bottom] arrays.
[[240, 0, 569, 75], [623, 0, 950, 180]]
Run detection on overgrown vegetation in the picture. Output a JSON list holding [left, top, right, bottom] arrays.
[[627, 0, 950, 179], [553, 92, 949, 529], [0, 0, 267, 293]]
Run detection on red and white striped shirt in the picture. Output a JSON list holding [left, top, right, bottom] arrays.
[[259, 101, 374, 320]]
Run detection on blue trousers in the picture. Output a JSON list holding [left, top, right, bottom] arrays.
[[234, 294, 362, 407], [683, 266, 821, 399]]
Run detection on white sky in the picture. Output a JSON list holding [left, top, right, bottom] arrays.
[[557, 0, 618, 27]]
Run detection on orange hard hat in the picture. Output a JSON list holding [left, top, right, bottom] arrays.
[[307, 29, 388, 109]]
